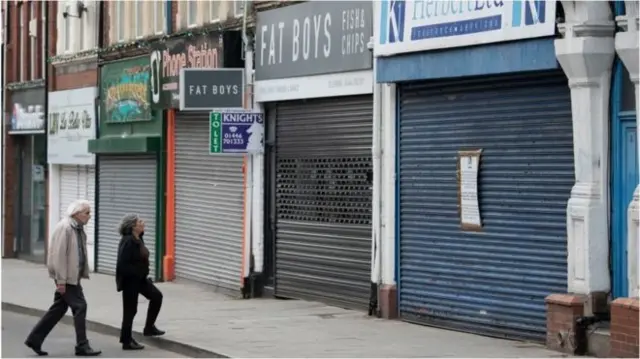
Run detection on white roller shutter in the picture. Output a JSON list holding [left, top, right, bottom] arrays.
[[59, 165, 79, 220], [97, 156, 157, 279], [174, 112, 244, 292], [58, 165, 96, 271]]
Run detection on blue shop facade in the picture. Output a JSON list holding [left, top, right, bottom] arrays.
[[375, 0, 574, 341]]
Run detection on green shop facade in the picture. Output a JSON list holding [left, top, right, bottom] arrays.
[[88, 56, 165, 279]]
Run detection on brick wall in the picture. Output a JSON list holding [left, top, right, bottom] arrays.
[[3, 1, 56, 257], [3, 1, 20, 256], [610, 298, 639, 358], [545, 293, 585, 355]]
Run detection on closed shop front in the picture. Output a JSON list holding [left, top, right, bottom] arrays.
[[255, 1, 374, 309], [397, 72, 573, 341], [173, 112, 244, 289], [149, 30, 245, 289], [58, 165, 96, 269], [9, 87, 47, 263], [375, 0, 572, 342], [48, 87, 98, 270], [271, 95, 373, 309], [96, 156, 157, 277], [89, 57, 163, 280]]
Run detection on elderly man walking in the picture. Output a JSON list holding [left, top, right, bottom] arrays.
[[25, 199, 102, 357]]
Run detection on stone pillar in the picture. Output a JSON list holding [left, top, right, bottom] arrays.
[[554, 1, 616, 315], [615, 0, 640, 300]]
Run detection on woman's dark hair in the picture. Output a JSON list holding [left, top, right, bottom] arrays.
[[118, 214, 140, 236]]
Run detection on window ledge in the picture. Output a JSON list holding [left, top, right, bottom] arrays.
[[50, 48, 100, 65]]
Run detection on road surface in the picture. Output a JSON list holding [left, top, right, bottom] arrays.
[[2, 310, 184, 358]]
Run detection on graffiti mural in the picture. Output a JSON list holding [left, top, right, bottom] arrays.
[[101, 57, 151, 123]]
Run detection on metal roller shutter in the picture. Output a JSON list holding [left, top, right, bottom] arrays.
[[97, 156, 157, 278], [59, 165, 96, 271], [174, 112, 244, 291], [85, 165, 96, 271], [59, 165, 79, 220], [274, 95, 373, 310], [398, 71, 573, 342]]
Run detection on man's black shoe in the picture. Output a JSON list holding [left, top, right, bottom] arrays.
[[75, 344, 101, 356], [143, 326, 165, 337], [123, 339, 145, 350], [25, 340, 48, 356]]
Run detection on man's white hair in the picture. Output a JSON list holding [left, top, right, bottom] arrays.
[[66, 199, 91, 217]]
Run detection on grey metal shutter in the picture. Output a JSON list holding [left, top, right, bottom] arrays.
[[97, 156, 157, 279], [174, 111, 244, 291], [397, 71, 573, 342], [274, 95, 373, 310], [85, 165, 96, 272]]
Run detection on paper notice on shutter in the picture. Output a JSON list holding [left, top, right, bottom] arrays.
[[457, 149, 483, 231]]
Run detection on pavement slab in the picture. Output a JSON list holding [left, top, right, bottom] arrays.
[[1, 259, 571, 358]]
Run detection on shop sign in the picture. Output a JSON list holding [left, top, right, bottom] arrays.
[[209, 110, 264, 154], [48, 87, 97, 166], [149, 32, 223, 109], [375, 0, 557, 57], [179, 68, 244, 111], [100, 57, 151, 123], [8, 88, 45, 135], [255, 1, 373, 81]]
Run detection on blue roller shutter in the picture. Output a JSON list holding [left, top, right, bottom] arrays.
[[398, 71, 573, 342]]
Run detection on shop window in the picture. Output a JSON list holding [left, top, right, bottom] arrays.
[[152, 1, 165, 34]]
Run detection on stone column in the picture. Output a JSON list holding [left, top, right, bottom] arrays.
[[615, 0, 640, 299], [555, 1, 615, 315]]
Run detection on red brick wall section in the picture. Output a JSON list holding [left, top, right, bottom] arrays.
[[47, 0, 57, 91], [610, 298, 639, 358], [103, 1, 110, 45], [2, 1, 57, 257], [545, 293, 586, 355], [379, 284, 397, 319], [3, 1, 19, 257]]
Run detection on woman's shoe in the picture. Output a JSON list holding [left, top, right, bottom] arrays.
[[122, 339, 144, 350], [143, 326, 165, 337]]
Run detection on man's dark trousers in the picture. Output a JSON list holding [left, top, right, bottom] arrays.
[[26, 284, 88, 347]]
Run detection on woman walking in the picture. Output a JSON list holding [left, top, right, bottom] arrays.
[[115, 214, 165, 350]]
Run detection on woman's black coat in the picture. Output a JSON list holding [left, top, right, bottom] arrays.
[[115, 233, 150, 292]]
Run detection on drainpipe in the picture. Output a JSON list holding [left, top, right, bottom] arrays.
[[241, 0, 256, 298], [93, 0, 104, 271], [42, 0, 50, 264], [165, 0, 171, 35], [369, 34, 382, 316]]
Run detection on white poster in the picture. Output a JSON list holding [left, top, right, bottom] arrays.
[[459, 150, 482, 229], [47, 88, 97, 165]]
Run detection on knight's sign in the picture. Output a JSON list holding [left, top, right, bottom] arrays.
[[209, 110, 264, 154]]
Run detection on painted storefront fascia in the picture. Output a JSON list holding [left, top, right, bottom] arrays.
[[89, 56, 162, 154], [149, 31, 243, 110], [374, 0, 558, 57], [48, 87, 98, 166], [254, 1, 374, 102], [8, 87, 46, 135]]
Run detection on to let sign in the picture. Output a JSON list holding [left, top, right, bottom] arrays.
[[180, 68, 245, 111], [209, 110, 264, 154], [255, 1, 373, 81]]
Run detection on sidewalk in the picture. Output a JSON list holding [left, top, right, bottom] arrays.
[[2, 259, 570, 358]]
